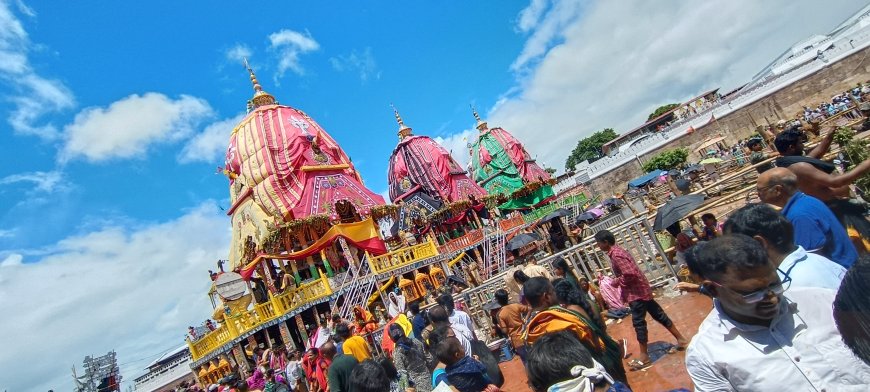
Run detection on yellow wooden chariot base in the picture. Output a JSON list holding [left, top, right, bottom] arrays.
[[187, 271, 333, 362], [189, 240, 447, 362], [366, 239, 440, 275]]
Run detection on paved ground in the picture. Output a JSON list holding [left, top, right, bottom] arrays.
[[498, 293, 713, 391]]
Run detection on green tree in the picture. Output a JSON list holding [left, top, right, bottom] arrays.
[[544, 167, 557, 175], [565, 128, 618, 170], [834, 127, 870, 195], [642, 148, 689, 172], [648, 103, 680, 121]]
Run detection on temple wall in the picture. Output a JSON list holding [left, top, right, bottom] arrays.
[[587, 44, 870, 195]]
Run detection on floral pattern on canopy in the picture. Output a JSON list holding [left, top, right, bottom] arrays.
[[225, 105, 385, 221], [388, 135, 487, 204], [470, 127, 552, 196]]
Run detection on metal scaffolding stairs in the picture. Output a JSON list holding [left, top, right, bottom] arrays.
[[333, 256, 377, 321], [481, 230, 507, 279]]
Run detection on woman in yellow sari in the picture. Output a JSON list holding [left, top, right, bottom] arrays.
[[352, 306, 378, 335], [521, 277, 627, 384]]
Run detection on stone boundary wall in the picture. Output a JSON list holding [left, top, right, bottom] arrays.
[[587, 45, 870, 195]]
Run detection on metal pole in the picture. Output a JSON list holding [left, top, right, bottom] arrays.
[[641, 219, 678, 280]]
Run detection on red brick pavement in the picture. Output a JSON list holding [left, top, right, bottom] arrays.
[[498, 293, 713, 392]]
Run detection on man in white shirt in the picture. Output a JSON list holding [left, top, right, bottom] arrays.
[[723, 203, 846, 290], [428, 305, 474, 357], [686, 235, 870, 391], [437, 293, 477, 340], [284, 350, 307, 392], [522, 254, 552, 280], [503, 258, 525, 303], [307, 319, 332, 349]]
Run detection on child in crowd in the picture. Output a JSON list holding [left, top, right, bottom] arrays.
[[699, 213, 721, 241], [434, 337, 498, 392]]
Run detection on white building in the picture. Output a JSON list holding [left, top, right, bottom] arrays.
[[569, 4, 870, 187], [132, 345, 195, 392]]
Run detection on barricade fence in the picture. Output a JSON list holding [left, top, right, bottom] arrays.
[[453, 217, 676, 339]]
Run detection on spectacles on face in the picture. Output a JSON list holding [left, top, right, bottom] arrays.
[[710, 275, 791, 304]]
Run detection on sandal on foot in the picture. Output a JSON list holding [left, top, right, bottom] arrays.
[[628, 358, 652, 371]]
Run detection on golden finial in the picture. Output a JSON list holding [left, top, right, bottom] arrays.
[[244, 58, 276, 108], [391, 103, 413, 139], [471, 104, 487, 131]]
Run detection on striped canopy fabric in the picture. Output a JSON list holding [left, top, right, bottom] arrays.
[[470, 127, 552, 196], [225, 104, 385, 221], [388, 134, 486, 203]]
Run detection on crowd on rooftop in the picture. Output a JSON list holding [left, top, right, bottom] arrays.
[[803, 82, 870, 123]]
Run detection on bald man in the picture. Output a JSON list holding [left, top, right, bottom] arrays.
[[757, 168, 857, 268]]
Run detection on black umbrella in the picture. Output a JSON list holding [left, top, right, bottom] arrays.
[[507, 232, 542, 251], [538, 208, 571, 223], [446, 275, 469, 288], [574, 212, 597, 224], [653, 194, 706, 231], [601, 198, 624, 207], [684, 165, 703, 174]]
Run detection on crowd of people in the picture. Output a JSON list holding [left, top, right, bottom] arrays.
[[666, 126, 870, 389], [172, 123, 870, 392], [803, 83, 869, 123]]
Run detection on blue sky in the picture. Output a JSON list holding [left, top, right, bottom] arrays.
[[1, 0, 866, 390], [0, 1, 529, 252]]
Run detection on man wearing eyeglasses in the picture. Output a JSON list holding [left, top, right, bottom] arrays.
[[723, 203, 846, 290], [686, 235, 870, 391]]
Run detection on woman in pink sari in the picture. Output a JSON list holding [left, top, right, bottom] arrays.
[[596, 273, 630, 320], [597, 273, 622, 309]]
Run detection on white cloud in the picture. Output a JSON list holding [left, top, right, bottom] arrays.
[[465, 0, 865, 172], [0, 252, 21, 265], [179, 113, 246, 163], [0, 1, 75, 139], [516, 0, 548, 32], [268, 29, 319, 78], [378, 188, 391, 205], [226, 43, 252, 62], [511, 0, 584, 71], [60, 93, 214, 162], [0, 202, 230, 392], [12, 0, 35, 17], [0, 229, 15, 238], [330, 47, 380, 82], [0, 170, 66, 193], [433, 128, 477, 170]]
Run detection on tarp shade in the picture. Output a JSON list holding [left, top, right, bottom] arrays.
[[628, 169, 666, 188]]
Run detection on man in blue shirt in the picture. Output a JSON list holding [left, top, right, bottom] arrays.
[[723, 203, 845, 289], [757, 168, 857, 268], [409, 301, 427, 339]]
